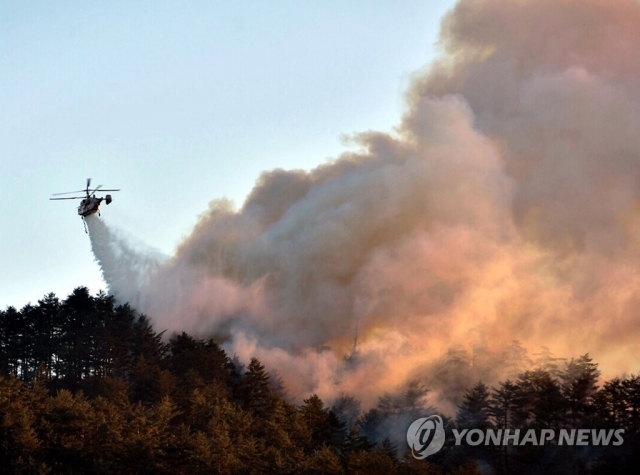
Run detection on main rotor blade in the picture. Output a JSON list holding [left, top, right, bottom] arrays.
[[92, 184, 103, 192], [86, 178, 91, 190], [93, 188, 120, 192], [52, 190, 86, 196], [50, 197, 85, 200]]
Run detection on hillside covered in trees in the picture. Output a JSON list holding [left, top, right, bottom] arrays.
[[1, 287, 639, 474]]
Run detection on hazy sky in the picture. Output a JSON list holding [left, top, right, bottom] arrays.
[[1, 1, 455, 307]]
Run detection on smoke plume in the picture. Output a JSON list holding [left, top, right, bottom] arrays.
[[88, 0, 640, 409]]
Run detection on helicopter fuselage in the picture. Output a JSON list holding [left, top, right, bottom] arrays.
[[78, 197, 102, 217], [78, 194, 113, 217]]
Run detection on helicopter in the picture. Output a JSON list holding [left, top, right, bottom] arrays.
[[50, 178, 120, 230]]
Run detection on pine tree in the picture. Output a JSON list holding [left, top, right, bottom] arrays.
[[131, 314, 167, 365], [377, 380, 429, 418], [621, 375, 640, 433], [85, 393, 130, 472], [129, 357, 176, 406], [59, 287, 99, 386], [456, 382, 496, 469], [98, 299, 136, 378], [489, 380, 518, 474], [0, 377, 42, 469], [303, 445, 344, 475], [300, 394, 346, 454], [41, 389, 99, 473], [268, 370, 291, 401], [34, 293, 63, 381], [168, 333, 232, 389], [18, 304, 37, 381], [331, 393, 362, 430], [514, 369, 565, 428], [242, 358, 273, 418], [358, 407, 383, 443], [379, 437, 398, 464], [560, 353, 600, 427], [206, 395, 255, 473], [596, 377, 627, 427], [1, 307, 22, 377], [456, 381, 491, 430], [343, 425, 373, 456]]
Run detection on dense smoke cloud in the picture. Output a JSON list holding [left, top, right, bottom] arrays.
[[88, 0, 640, 408]]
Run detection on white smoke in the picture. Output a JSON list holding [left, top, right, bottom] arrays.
[[86, 214, 267, 336], [86, 215, 163, 301]]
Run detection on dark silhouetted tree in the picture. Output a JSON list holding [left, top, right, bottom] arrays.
[[300, 394, 346, 454], [513, 369, 565, 428], [331, 393, 362, 430], [242, 357, 273, 418], [560, 353, 600, 426]]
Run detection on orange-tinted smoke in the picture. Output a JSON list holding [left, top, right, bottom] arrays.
[[91, 0, 640, 406]]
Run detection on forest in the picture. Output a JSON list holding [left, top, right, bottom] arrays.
[[1, 287, 639, 474]]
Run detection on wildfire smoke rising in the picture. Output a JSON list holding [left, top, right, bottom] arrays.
[[88, 0, 640, 407]]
